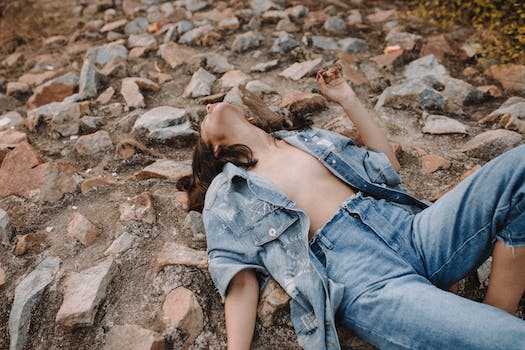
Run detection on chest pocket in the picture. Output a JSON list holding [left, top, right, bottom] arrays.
[[251, 210, 299, 246]]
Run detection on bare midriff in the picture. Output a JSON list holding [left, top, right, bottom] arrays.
[[249, 140, 356, 239]]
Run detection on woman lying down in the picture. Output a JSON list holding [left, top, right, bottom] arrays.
[[177, 67, 525, 350]]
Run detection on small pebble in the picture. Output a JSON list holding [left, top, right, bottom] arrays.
[[45, 226, 54, 233]]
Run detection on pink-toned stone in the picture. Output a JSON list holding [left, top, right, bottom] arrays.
[[119, 192, 156, 224], [15, 232, 47, 255], [106, 325, 165, 350], [219, 70, 250, 90], [281, 91, 327, 114], [148, 71, 173, 84], [0, 130, 27, 149], [133, 160, 191, 180], [371, 50, 403, 69], [121, 77, 159, 108], [43, 35, 67, 47], [303, 10, 328, 29], [158, 42, 195, 69], [156, 242, 207, 272], [162, 287, 203, 349], [75, 130, 113, 155], [0, 266, 5, 285], [421, 34, 454, 62], [18, 71, 58, 87], [257, 278, 291, 327], [486, 64, 525, 93], [279, 57, 323, 81], [0, 142, 77, 201], [276, 18, 300, 32], [96, 86, 115, 104], [128, 46, 150, 58], [338, 52, 368, 85], [27, 82, 76, 109], [67, 213, 101, 246], [0, 111, 24, 131], [175, 192, 189, 210], [366, 9, 396, 23], [421, 154, 451, 174], [218, 16, 240, 31], [6, 82, 29, 96], [100, 19, 127, 33], [477, 85, 502, 98], [2, 52, 23, 68]]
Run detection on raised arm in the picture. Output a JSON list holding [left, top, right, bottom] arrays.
[[224, 269, 259, 350], [317, 67, 401, 171]]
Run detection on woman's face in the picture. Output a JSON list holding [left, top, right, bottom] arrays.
[[200, 102, 247, 152]]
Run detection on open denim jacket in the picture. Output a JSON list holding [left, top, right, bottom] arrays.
[[203, 127, 430, 349]]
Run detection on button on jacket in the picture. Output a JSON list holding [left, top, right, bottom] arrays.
[[203, 127, 430, 350]]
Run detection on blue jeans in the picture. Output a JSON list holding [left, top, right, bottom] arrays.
[[310, 145, 525, 349]]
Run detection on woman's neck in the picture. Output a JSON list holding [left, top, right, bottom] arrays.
[[229, 124, 280, 158]]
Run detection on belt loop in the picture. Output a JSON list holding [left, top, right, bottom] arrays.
[[319, 235, 334, 250]]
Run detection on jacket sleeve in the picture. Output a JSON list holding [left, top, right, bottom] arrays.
[[203, 211, 266, 301]]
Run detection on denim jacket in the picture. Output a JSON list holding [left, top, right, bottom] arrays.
[[203, 128, 430, 350]]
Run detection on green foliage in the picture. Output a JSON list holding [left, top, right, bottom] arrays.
[[408, 0, 524, 63]]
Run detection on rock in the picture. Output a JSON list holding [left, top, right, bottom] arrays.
[[0, 111, 24, 131], [257, 278, 290, 327], [0, 142, 77, 202], [385, 30, 422, 51], [9, 257, 61, 350], [183, 211, 204, 235], [486, 64, 525, 93], [79, 56, 99, 99], [279, 57, 322, 81], [96, 87, 115, 104], [158, 42, 195, 69], [422, 114, 469, 135], [366, 9, 396, 23], [0, 95, 22, 114], [105, 232, 135, 255], [324, 15, 347, 35], [75, 130, 113, 155], [476, 85, 502, 98], [421, 154, 451, 174], [421, 34, 453, 62], [51, 103, 83, 137], [106, 325, 165, 350], [27, 73, 78, 109], [477, 257, 492, 288], [18, 71, 57, 88], [99, 56, 128, 78], [128, 33, 156, 48], [218, 16, 240, 31], [100, 19, 127, 33], [89, 43, 128, 66], [15, 233, 47, 255], [124, 17, 149, 35], [183, 68, 216, 98], [133, 159, 191, 180], [56, 258, 115, 327], [121, 77, 160, 108], [312, 36, 337, 50], [156, 242, 207, 272], [162, 287, 203, 349], [231, 31, 264, 53], [246, 80, 276, 94], [0, 207, 13, 245], [338, 37, 368, 53], [262, 10, 288, 23], [486, 97, 525, 121], [6, 82, 29, 96], [0, 266, 5, 285], [461, 130, 522, 160], [148, 71, 173, 84], [338, 52, 368, 85], [185, 0, 209, 12], [133, 106, 197, 142], [276, 18, 299, 32], [286, 4, 308, 21], [2, 52, 23, 68], [250, 59, 279, 73], [0, 129, 27, 149], [403, 55, 448, 80], [346, 9, 362, 26], [219, 70, 250, 90], [178, 24, 213, 45], [67, 213, 101, 246], [119, 192, 156, 225], [251, 0, 281, 15], [80, 116, 105, 133], [271, 32, 298, 54], [282, 91, 327, 114], [193, 53, 233, 74]]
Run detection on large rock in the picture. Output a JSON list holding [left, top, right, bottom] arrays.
[[403, 55, 448, 80], [156, 242, 207, 272], [271, 33, 298, 54], [121, 78, 160, 108], [422, 114, 469, 135], [133, 160, 191, 180], [183, 68, 216, 98], [257, 278, 290, 327], [56, 258, 115, 327], [0, 142, 77, 201], [50, 102, 84, 136], [281, 91, 327, 114], [461, 130, 522, 160], [88, 43, 128, 66], [75, 130, 113, 155], [119, 192, 156, 225], [79, 55, 99, 99], [9, 257, 61, 350], [0, 207, 13, 245], [67, 213, 101, 246], [124, 17, 149, 35], [27, 72, 79, 109], [106, 325, 165, 350], [487, 97, 525, 120], [486, 64, 525, 93], [0, 111, 24, 131], [158, 42, 195, 69], [132, 106, 198, 142], [279, 57, 322, 81], [219, 70, 250, 90]]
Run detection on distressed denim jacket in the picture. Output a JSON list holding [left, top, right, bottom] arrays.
[[203, 127, 430, 350]]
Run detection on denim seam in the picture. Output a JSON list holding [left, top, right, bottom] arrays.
[[428, 222, 491, 281], [347, 318, 412, 350]]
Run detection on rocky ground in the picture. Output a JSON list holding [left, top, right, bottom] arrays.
[[0, 0, 524, 349]]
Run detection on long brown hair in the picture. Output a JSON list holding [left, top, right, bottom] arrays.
[[176, 112, 313, 212]]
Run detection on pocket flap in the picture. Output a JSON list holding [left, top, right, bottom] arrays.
[[252, 211, 299, 246]]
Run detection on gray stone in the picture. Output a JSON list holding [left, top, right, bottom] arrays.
[[232, 31, 264, 53], [477, 257, 492, 288], [422, 114, 469, 135], [124, 17, 149, 35], [346, 9, 362, 26], [51, 103, 82, 137], [185, 0, 209, 12], [133, 106, 198, 142], [183, 68, 216, 98], [80, 116, 105, 132], [202, 53, 234, 74], [279, 57, 322, 81], [56, 258, 115, 327], [79, 56, 98, 99], [105, 232, 135, 255], [488, 97, 525, 120], [184, 211, 204, 235], [440, 75, 485, 108], [0, 111, 23, 130], [0, 208, 12, 245], [246, 80, 276, 94], [271, 33, 298, 54], [338, 38, 368, 53], [404, 55, 448, 80], [106, 325, 165, 350], [175, 20, 193, 36], [286, 5, 308, 21], [462, 129, 522, 160], [128, 33, 156, 48], [312, 36, 337, 50], [27, 102, 63, 128], [0, 95, 22, 114], [223, 86, 242, 106], [178, 24, 213, 45], [250, 59, 279, 73], [9, 257, 61, 350], [251, 0, 281, 15], [386, 30, 422, 51], [324, 16, 347, 35], [75, 130, 113, 155], [89, 43, 128, 66]]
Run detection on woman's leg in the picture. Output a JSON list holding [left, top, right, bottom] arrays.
[[412, 144, 525, 311]]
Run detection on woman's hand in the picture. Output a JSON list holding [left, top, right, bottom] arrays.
[[316, 67, 357, 105]]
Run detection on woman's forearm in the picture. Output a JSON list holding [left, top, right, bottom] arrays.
[[224, 269, 259, 350], [340, 99, 401, 171]]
